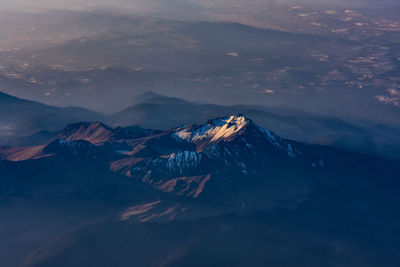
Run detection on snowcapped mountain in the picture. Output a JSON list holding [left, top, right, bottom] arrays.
[[173, 115, 251, 145], [0, 114, 358, 202], [105, 114, 316, 200], [0, 115, 305, 199], [0, 114, 393, 202], [172, 114, 301, 157]]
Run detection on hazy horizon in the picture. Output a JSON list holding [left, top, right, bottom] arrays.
[[1, 0, 400, 124]]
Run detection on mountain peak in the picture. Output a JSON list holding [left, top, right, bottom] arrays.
[[170, 114, 302, 158], [173, 114, 251, 145], [133, 91, 189, 105], [57, 121, 113, 144]]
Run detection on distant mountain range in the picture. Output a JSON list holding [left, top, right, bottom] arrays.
[[0, 91, 103, 144], [1, 114, 400, 266], [2, 90, 400, 159]]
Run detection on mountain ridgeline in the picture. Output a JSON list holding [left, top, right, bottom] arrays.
[[1, 114, 397, 201], [2, 91, 400, 159]]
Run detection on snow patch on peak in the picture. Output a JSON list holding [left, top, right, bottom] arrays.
[[173, 115, 250, 144], [168, 151, 202, 166], [152, 151, 203, 174]]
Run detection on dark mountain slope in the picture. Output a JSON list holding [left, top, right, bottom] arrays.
[[1, 115, 399, 267], [24, 208, 400, 267]]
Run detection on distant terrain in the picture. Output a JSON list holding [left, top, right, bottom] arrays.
[[0, 8, 399, 126]]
